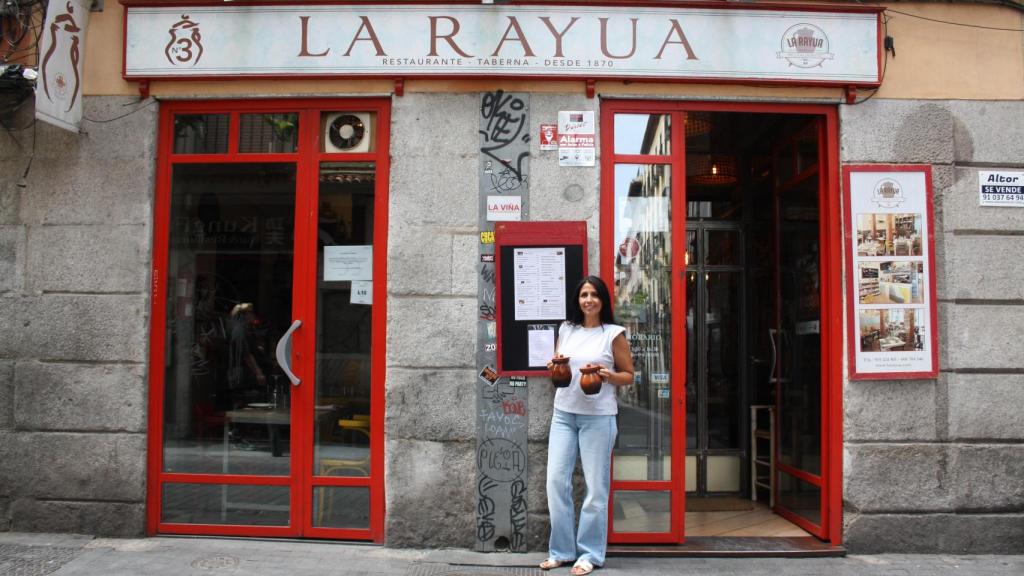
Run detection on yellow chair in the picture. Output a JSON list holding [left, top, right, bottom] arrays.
[[316, 424, 371, 526]]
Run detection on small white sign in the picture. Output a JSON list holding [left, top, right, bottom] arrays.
[[527, 324, 557, 367], [979, 171, 1024, 207], [351, 280, 372, 305], [486, 195, 522, 221], [558, 111, 596, 167], [324, 245, 372, 281]]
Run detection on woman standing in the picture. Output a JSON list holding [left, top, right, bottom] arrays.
[[540, 276, 634, 575]]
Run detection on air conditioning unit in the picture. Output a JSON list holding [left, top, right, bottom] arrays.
[[324, 112, 372, 153]]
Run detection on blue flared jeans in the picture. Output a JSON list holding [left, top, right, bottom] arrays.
[[546, 408, 617, 567]]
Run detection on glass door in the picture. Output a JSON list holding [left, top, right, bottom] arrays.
[[604, 109, 686, 543], [772, 121, 826, 537], [149, 100, 387, 541], [685, 222, 745, 499]]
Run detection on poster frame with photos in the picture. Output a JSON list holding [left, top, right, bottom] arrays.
[[494, 221, 588, 376], [843, 165, 939, 379]]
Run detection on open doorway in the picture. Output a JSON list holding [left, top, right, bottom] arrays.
[[683, 112, 822, 538], [603, 103, 842, 545]]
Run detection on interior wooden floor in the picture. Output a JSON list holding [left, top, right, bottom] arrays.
[[685, 499, 811, 537], [608, 497, 843, 557]]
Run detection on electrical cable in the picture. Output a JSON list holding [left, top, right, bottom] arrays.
[[849, 14, 891, 105], [82, 97, 158, 123], [886, 8, 1024, 32]]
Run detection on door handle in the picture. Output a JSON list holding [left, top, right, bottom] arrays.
[[275, 319, 302, 386], [768, 329, 778, 384]]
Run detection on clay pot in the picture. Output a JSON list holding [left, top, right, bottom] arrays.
[[579, 364, 603, 395], [549, 355, 571, 388]]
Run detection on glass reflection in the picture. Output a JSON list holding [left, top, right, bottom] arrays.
[[612, 490, 671, 533], [314, 162, 375, 478], [314, 487, 370, 529], [162, 163, 294, 476], [613, 163, 672, 482], [777, 186, 821, 475], [239, 113, 299, 154], [173, 114, 229, 154], [614, 114, 671, 155], [162, 483, 289, 526]]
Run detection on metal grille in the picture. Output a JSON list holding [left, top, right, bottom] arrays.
[[0, 544, 82, 576]]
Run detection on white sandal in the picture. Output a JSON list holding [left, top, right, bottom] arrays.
[[539, 558, 565, 570], [571, 559, 595, 575]]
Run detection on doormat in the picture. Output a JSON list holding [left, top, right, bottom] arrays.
[[685, 497, 756, 512]]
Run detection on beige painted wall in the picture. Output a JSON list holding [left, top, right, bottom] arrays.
[[86, 2, 1023, 100]]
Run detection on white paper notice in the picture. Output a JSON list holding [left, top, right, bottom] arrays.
[[351, 280, 372, 305], [527, 324, 557, 367], [324, 245, 372, 281], [557, 111, 596, 167], [513, 247, 566, 321]]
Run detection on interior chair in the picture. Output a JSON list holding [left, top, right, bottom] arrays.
[[316, 425, 371, 526]]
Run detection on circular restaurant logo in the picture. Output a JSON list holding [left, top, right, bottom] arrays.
[[871, 178, 906, 208], [777, 23, 834, 68]]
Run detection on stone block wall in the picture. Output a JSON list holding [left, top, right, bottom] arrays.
[[384, 92, 599, 549], [0, 97, 155, 536], [3, 92, 1021, 554], [840, 99, 1024, 553]]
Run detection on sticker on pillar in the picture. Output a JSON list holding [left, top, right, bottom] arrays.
[[479, 365, 499, 385], [487, 196, 522, 221], [509, 376, 527, 388], [539, 123, 558, 151], [324, 245, 372, 281], [480, 231, 495, 244], [658, 389, 670, 399], [350, 280, 372, 305]]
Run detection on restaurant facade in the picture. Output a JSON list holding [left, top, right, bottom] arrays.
[[0, 0, 1022, 554]]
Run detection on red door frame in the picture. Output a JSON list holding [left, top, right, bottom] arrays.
[[600, 100, 843, 545], [146, 98, 389, 541]]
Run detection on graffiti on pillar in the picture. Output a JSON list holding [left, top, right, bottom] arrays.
[[479, 90, 530, 190], [476, 91, 529, 553]]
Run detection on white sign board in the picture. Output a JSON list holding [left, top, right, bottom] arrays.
[[844, 167, 938, 379], [36, 0, 91, 132], [324, 245, 372, 281], [487, 195, 523, 221], [558, 110, 596, 167], [125, 5, 880, 84], [979, 171, 1024, 207], [350, 280, 373, 305], [513, 247, 566, 321]]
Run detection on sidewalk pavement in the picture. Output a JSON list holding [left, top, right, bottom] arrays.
[[1, 532, 1022, 576]]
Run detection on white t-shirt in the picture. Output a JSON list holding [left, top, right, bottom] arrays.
[[553, 321, 626, 416]]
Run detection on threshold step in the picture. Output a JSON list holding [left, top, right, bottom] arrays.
[[607, 536, 845, 558]]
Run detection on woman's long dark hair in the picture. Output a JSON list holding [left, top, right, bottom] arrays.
[[567, 275, 615, 326]]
